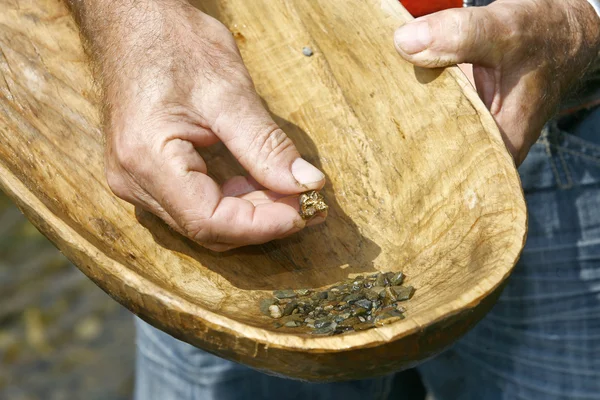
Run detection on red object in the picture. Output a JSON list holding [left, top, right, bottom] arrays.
[[400, 0, 463, 17]]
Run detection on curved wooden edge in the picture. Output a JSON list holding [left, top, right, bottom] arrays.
[[372, 0, 528, 282], [1, 149, 513, 380], [0, 0, 528, 380], [0, 153, 525, 354]]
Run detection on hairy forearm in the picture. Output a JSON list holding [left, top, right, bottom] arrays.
[[65, 0, 189, 35], [64, 0, 194, 80]]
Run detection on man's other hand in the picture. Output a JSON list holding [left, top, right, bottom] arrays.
[[394, 0, 600, 165]]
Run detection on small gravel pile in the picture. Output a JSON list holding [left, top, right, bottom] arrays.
[[260, 272, 415, 336]]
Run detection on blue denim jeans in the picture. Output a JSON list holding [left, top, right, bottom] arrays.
[[134, 108, 600, 400]]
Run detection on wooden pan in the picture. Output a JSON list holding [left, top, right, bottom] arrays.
[[0, 0, 527, 381]]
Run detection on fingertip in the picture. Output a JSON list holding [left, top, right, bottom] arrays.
[[291, 158, 326, 190], [394, 20, 431, 56]]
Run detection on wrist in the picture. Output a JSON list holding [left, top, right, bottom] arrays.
[[66, 0, 191, 54], [68, 0, 197, 81]]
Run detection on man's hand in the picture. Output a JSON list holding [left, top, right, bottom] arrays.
[[394, 0, 600, 165], [68, 0, 326, 252]]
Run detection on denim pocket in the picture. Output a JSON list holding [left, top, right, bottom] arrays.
[[519, 109, 600, 193]]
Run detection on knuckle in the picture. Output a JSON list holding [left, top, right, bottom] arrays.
[[208, 79, 257, 125], [200, 45, 254, 96], [213, 75, 256, 105], [432, 8, 502, 63], [448, 9, 475, 55], [249, 124, 296, 161]]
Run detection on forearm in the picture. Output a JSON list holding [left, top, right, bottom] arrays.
[[63, 0, 194, 82], [63, 0, 215, 128], [560, 0, 600, 101], [65, 0, 189, 35]]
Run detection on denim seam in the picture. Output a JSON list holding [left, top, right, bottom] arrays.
[[543, 138, 568, 189], [557, 149, 574, 189], [556, 146, 600, 165], [557, 128, 600, 152]]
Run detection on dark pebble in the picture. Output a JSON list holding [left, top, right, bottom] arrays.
[[280, 314, 304, 324], [392, 286, 414, 301], [353, 307, 368, 316], [260, 298, 277, 316], [312, 322, 337, 335], [343, 293, 361, 303], [382, 296, 394, 307], [374, 316, 403, 326], [388, 272, 405, 286], [282, 300, 298, 316], [365, 289, 380, 301], [385, 287, 398, 302], [327, 292, 341, 301], [314, 319, 332, 329], [374, 311, 405, 325], [375, 274, 389, 287], [338, 316, 360, 327], [353, 322, 376, 331], [273, 290, 297, 299], [355, 299, 372, 309]]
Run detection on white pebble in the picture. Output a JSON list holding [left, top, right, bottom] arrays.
[[269, 304, 282, 319]]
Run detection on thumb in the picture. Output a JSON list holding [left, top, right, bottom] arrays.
[[394, 7, 505, 68], [214, 95, 325, 195]]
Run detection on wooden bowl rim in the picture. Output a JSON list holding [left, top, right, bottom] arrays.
[[0, 65, 528, 353]]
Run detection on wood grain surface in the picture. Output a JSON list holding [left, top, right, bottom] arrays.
[[0, 0, 527, 381]]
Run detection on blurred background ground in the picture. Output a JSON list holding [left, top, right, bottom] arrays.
[[0, 192, 135, 400]]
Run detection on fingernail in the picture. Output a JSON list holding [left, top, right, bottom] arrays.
[[291, 158, 325, 187], [394, 21, 431, 55], [307, 216, 326, 227]]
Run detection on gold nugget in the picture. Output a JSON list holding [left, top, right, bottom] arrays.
[[299, 190, 328, 220]]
